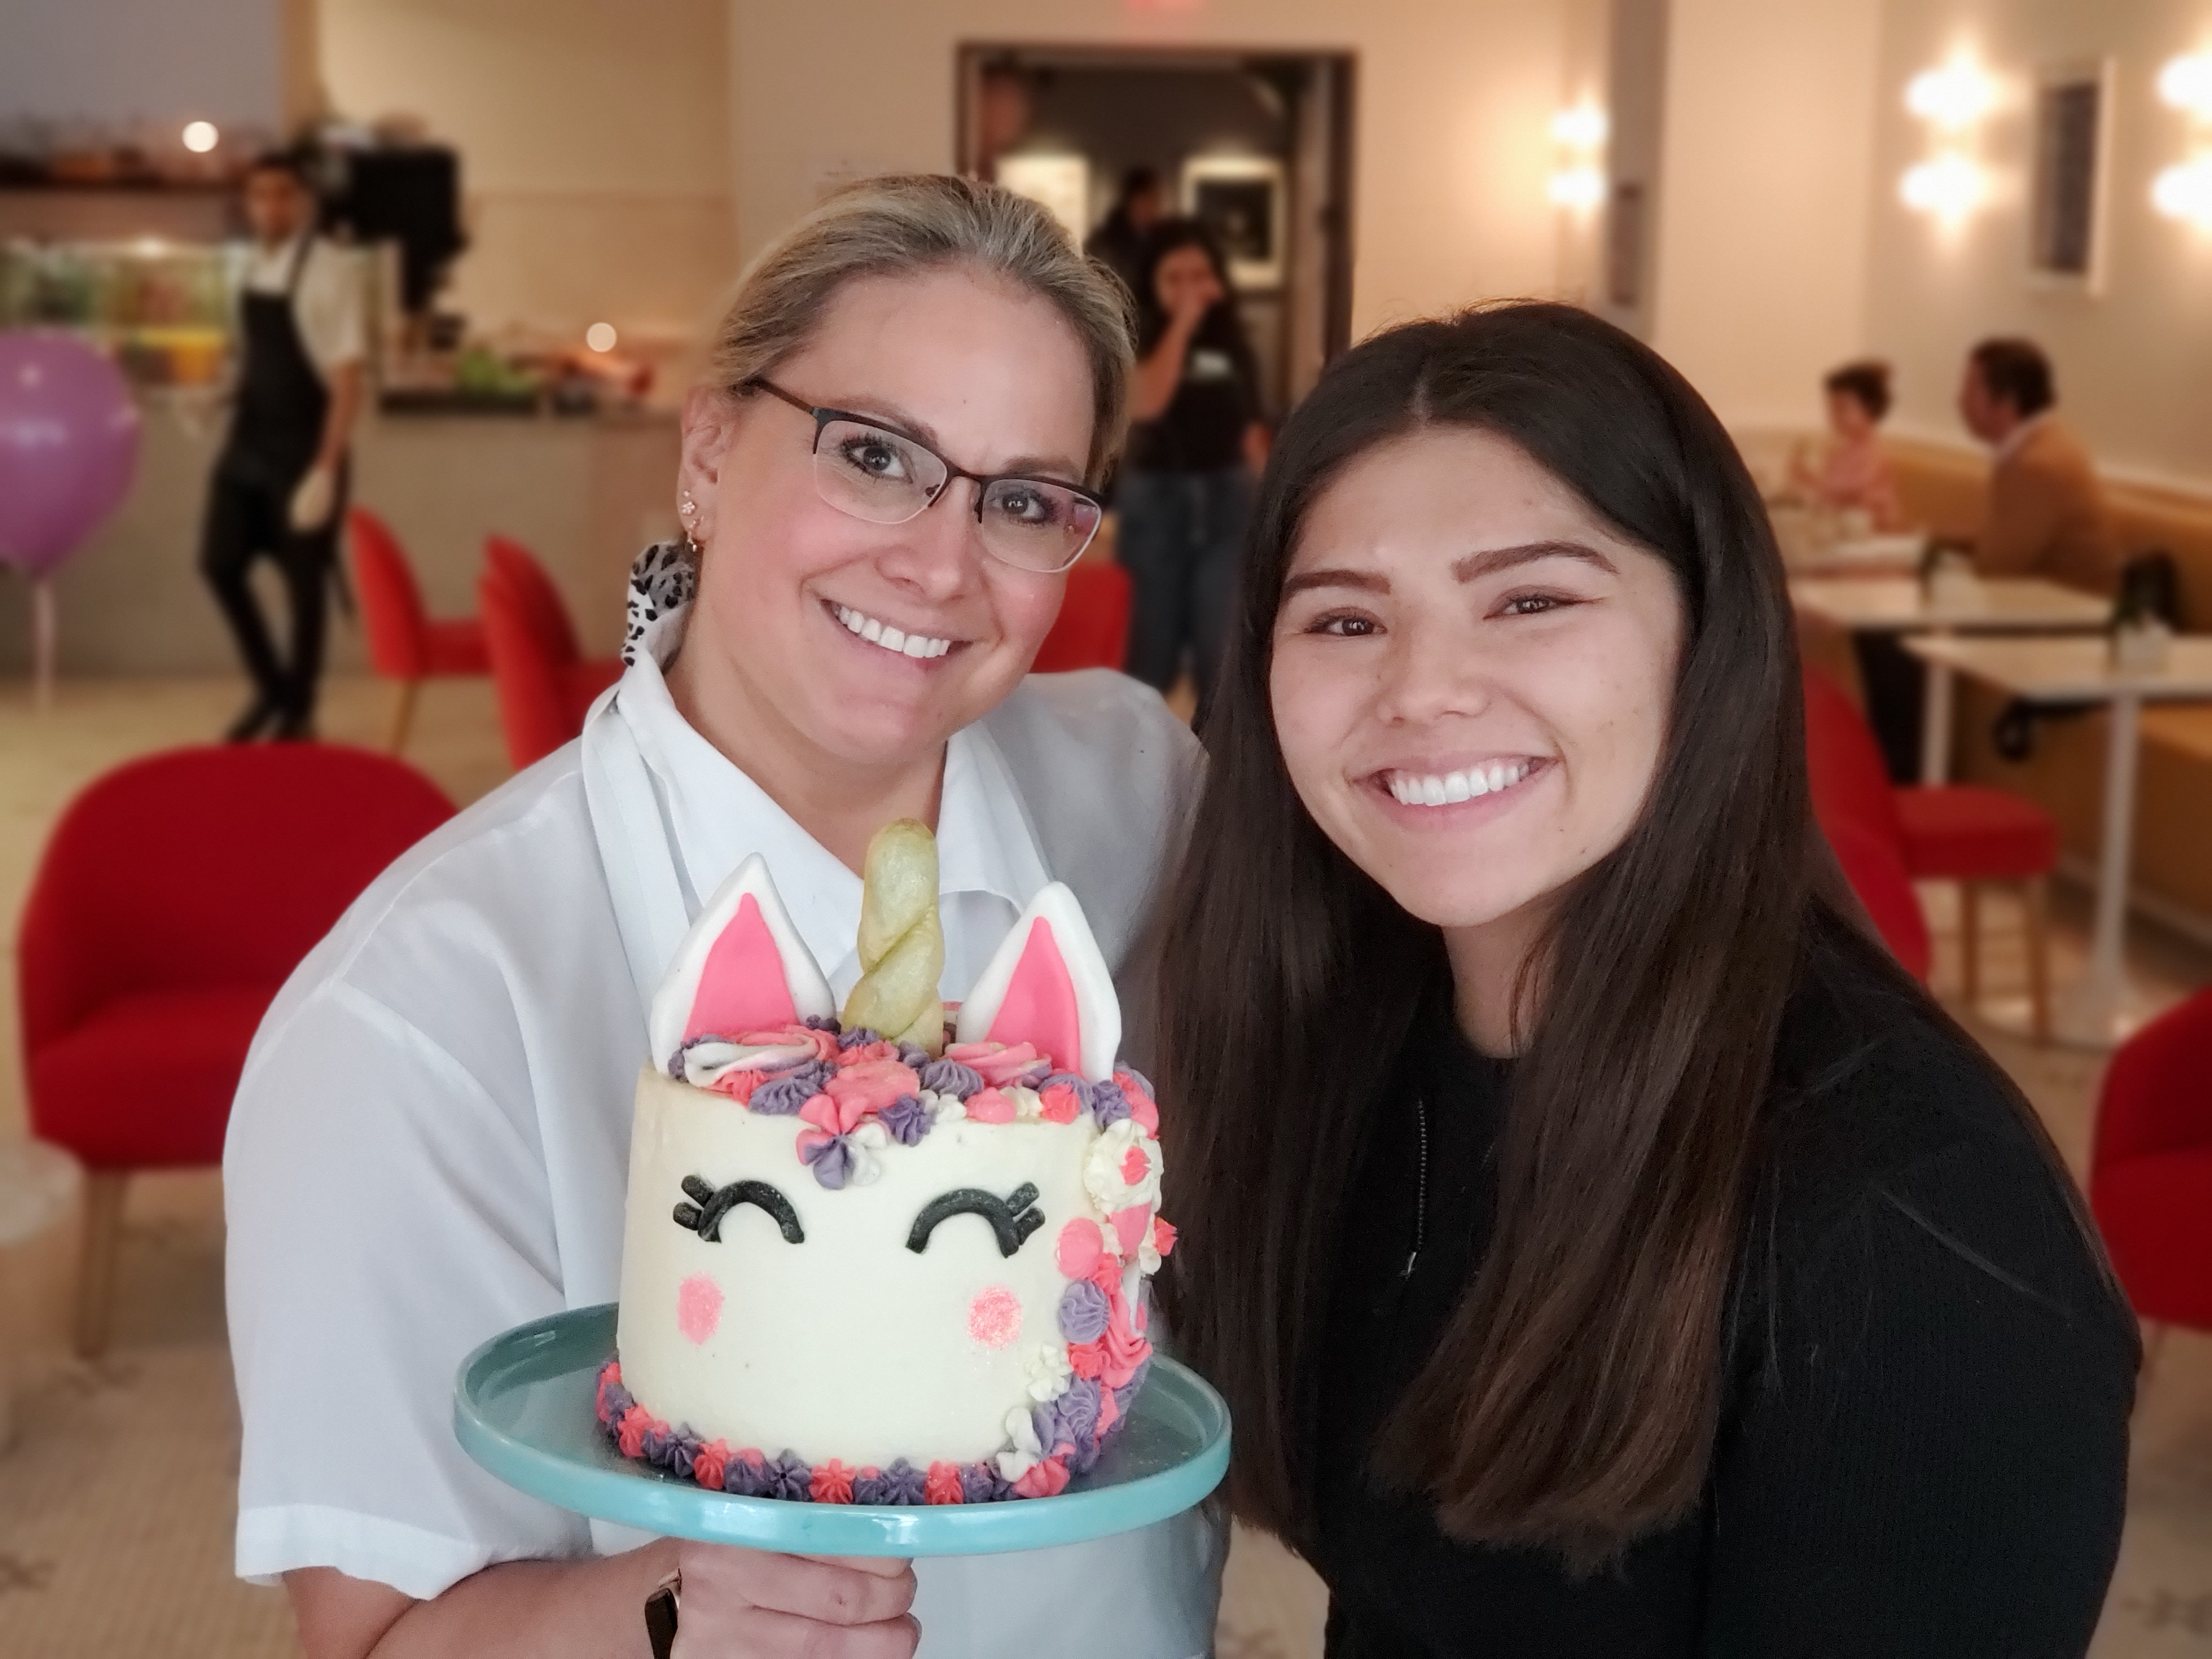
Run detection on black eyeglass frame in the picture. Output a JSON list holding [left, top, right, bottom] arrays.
[[742, 376, 1105, 573]]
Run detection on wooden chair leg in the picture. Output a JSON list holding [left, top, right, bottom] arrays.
[[1959, 882, 1982, 1010], [2024, 875, 2052, 1044], [74, 1170, 128, 1361], [385, 678, 421, 755]]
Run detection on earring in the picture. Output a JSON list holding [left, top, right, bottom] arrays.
[[679, 492, 701, 554]]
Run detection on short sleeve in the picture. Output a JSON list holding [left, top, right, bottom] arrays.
[[224, 979, 592, 1599], [296, 244, 368, 379]]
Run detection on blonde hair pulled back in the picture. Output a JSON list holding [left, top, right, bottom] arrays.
[[707, 174, 1136, 483]]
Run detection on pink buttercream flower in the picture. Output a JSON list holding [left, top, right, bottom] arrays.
[[1066, 1339, 1105, 1380], [1103, 1319, 1150, 1389], [1038, 1082, 1084, 1124], [1152, 1217, 1178, 1259], [694, 1441, 730, 1491], [617, 1406, 656, 1460], [1013, 1455, 1070, 1499], [799, 1091, 871, 1137], [925, 1462, 966, 1505], [1087, 1256, 1121, 1294], [1115, 1070, 1160, 1135], [740, 1024, 839, 1066], [1056, 1218, 1103, 1280], [594, 1360, 623, 1421], [964, 1087, 1018, 1124], [946, 1041, 1047, 1086], [702, 1068, 766, 1103], [823, 1058, 919, 1116], [812, 1459, 856, 1504], [839, 1039, 899, 1064], [1094, 1385, 1119, 1437]]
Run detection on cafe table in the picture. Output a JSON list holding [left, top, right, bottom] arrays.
[[1788, 576, 2111, 785], [1901, 634, 2212, 1048]]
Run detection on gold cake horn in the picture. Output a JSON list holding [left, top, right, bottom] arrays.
[[841, 818, 946, 1055]]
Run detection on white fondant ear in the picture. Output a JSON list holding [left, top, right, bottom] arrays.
[[648, 854, 836, 1064], [954, 882, 1120, 1082]]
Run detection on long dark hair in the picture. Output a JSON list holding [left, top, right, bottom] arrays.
[[1158, 301, 1872, 1567], [1134, 217, 1240, 345]]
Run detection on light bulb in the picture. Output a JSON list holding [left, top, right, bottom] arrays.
[[2153, 158, 2212, 226], [585, 322, 618, 353], [2159, 54, 2212, 119], [182, 121, 219, 154], [1549, 104, 1609, 152], [1547, 165, 1606, 211], [1905, 63, 1994, 131], [1900, 154, 1985, 218]]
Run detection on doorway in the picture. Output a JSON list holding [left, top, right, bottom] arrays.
[[955, 44, 1357, 419]]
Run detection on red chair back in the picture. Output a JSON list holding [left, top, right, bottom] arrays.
[[2090, 989, 2212, 1328], [485, 534, 584, 667], [17, 745, 455, 1063], [348, 508, 433, 680], [1823, 817, 1932, 981], [1031, 561, 1133, 674], [1801, 667, 1906, 846], [482, 562, 583, 770]]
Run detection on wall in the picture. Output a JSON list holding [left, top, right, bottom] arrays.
[[0, 0, 290, 136], [1647, 0, 1885, 431], [317, 0, 735, 354], [1864, 0, 2212, 493], [727, 0, 1606, 346]]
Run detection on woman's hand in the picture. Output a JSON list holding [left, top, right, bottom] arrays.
[[671, 1544, 918, 1657]]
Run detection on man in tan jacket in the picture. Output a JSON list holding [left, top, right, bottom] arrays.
[[1958, 338, 2120, 595]]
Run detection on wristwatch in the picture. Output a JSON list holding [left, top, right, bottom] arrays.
[[644, 1572, 680, 1659]]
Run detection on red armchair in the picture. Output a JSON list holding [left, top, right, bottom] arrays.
[[481, 535, 623, 771], [1802, 667, 2057, 1039], [2090, 989, 2212, 1348], [19, 744, 455, 1356], [1032, 561, 1133, 674], [348, 507, 492, 754]]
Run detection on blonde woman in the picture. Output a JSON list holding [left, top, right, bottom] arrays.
[[226, 176, 1218, 1659]]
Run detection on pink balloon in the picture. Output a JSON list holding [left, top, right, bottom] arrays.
[[0, 331, 142, 578]]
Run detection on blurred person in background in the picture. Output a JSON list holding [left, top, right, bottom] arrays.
[[200, 149, 366, 742], [1959, 338, 2119, 596], [1084, 165, 1164, 301], [1790, 360, 1901, 532], [1118, 219, 1269, 721]]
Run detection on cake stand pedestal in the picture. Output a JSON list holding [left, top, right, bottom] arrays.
[[454, 1304, 1231, 1557]]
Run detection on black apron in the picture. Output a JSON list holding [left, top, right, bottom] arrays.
[[219, 238, 328, 495]]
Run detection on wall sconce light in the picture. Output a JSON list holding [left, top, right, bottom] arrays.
[[182, 121, 219, 154], [2153, 53, 2212, 229], [1548, 101, 1607, 215], [1899, 55, 1994, 224]]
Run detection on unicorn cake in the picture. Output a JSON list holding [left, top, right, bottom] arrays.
[[596, 820, 1172, 1504]]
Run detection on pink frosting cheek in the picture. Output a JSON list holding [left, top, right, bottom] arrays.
[[676, 1273, 724, 1345], [967, 1284, 1024, 1350]]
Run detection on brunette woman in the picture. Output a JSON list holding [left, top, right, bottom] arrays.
[[1159, 303, 2132, 1657]]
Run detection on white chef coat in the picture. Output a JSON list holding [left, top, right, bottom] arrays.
[[239, 234, 367, 383], [223, 649, 1218, 1655]]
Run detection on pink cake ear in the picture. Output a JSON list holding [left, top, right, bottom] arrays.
[[954, 883, 1120, 1082], [648, 855, 835, 1064]]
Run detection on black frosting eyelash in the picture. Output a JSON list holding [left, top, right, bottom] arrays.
[[905, 1184, 1045, 1258], [673, 1175, 806, 1244]]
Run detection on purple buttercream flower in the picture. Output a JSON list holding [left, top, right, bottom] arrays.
[[750, 1060, 829, 1115], [918, 1058, 984, 1100], [1031, 1398, 1067, 1454], [838, 1026, 884, 1050], [1088, 1079, 1131, 1128], [851, 1469, 890, 1505], [598, 1380, 635, 1427], [723, 1452, 770, 1498], [640, 1424, 672, 1466], [804, 1015, 840, 1032], [669, 1430, 703, 1480], [764, 1452, 813, 1502], [1120, 1065, 1155, 1098], [878, 1094, 932, 1146], [960, 1463, 1013, 1504], [895, 1042, 932, 1070], [801, 1134, 862, 1189], [878, 1459, 926, 1505], [1058, 1379, 1103, 1448], [1066, 1434, 1104, 1476], [1058, 1279, 1111, 1344]]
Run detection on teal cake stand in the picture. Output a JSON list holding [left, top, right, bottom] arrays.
[[454, 1304, 1230, 1557]]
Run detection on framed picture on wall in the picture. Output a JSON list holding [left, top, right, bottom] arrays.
[[1181, 154, 1286, 290], [995, 151, 1091, 247], [2029, 58, 2114, 294]]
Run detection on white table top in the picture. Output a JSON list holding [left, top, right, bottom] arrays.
[[1901, 634, 2212, 702], [1790, 576, 2111, 633]]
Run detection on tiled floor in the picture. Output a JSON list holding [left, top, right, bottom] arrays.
[[1, 673, 2209, 1657]]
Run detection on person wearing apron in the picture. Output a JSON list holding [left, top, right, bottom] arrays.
[[200, 150, 366, 743], [224, 176, 1223, 1659]]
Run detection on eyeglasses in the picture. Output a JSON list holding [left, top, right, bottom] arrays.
[[743, 378, 1104, 575]]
